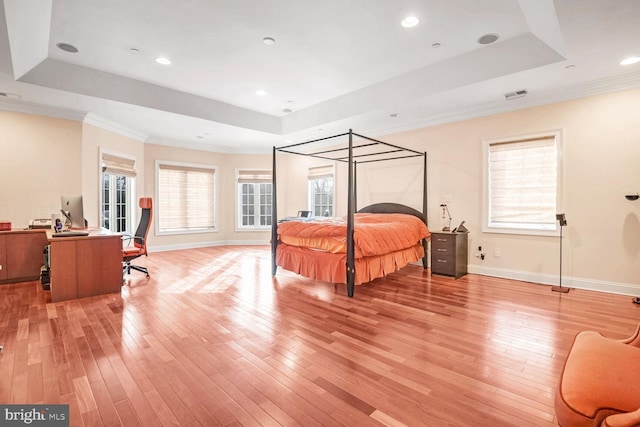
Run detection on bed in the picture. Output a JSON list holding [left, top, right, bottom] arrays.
[[271, 130, 429, 297]]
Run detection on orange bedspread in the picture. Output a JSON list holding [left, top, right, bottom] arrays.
[[278, 213, 430, 258]]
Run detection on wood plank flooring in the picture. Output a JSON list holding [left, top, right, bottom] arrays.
[[1, 245, 639, 426]]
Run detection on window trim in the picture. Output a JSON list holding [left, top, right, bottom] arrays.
[[155, 160, 219, 236], [235, 168, 273, 231], [482, 129, 563, 237], [98, 148, 137, 232]]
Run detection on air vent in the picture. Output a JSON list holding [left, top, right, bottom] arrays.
[[505, 90, 527, 100], [0, 92, 21, 99]]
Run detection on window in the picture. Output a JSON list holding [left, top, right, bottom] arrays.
[[483, 130, 562, 235], [157, 161, 217, 233], [308, 165, 334, 217], [237, 169, 272, 229], [101, 152, 136, 233]]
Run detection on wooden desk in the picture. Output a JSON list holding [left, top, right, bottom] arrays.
[[0, 229, 48, 284], [48, 230, 122, 302]]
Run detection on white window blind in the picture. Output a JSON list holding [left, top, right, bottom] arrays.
[[237, 169, 272, 184], [158, 163, 216, 232], [102, 153, 136, 178], [487, 135, 558, 231], [308, 165, 334, 180]]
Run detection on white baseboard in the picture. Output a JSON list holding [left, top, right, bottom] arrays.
[[468, 265, 640, 297]]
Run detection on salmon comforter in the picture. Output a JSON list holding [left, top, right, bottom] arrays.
[[276, 213, 430, 284], [277, 213, 430, 257]]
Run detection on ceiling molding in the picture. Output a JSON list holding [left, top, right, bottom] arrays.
[[83, 112, 148, 142]]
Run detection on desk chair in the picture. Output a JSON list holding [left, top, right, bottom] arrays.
[[123, 197, 152, 279]]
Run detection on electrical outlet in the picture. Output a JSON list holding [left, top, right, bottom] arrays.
[[494, 248, 501, 257], [478, 246, 482, 251]]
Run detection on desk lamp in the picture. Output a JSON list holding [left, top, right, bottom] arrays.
[[440, 204, 452, 231]]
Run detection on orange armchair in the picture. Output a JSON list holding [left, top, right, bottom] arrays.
[[123, 197, 152, 278], [555, 322, 640, 427]]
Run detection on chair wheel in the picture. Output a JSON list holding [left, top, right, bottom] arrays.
[[146, 274, 150, 279]]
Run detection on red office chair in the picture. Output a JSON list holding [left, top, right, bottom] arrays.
[[123, 197, 152, 279]]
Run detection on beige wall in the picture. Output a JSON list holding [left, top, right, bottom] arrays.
[[142, 143, 272, 249], [320, 88, 640, 294], [3, 87, 639, 295], [0, 112, 82, 228]]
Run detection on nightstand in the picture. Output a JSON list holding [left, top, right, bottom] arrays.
[[430, 231, 468, 279]]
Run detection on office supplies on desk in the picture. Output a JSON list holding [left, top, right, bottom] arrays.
[[29, 218, 52, 229]]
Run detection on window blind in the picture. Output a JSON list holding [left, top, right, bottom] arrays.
[[158, 163, 216, 231], [237, 169, 272, 183], [488, 136, 557, 228], [307, 165, 334, 180], [102, 153, 136, 177]]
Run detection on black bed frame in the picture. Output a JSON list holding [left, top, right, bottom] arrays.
[[271, 129, 428, 297]]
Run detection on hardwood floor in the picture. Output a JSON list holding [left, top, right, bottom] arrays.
[[1, 245, 638, 426]]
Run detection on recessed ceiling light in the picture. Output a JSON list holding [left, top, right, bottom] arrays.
[[478, 33, 499, 45], [390, 113, 399, 118], [155, 57, 171, 65], [620, 56, 640, 66], [431, 43, 441, 48], [282, 108, 292, 114], [401, 16, 419, 28], [255, 90, 267, 96], [56, 42, 78, 53], [565, 64, 575, 69], [263, 37, 275, 45], [129, 47, 142, 55]]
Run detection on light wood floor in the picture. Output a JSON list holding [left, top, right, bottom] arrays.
[[1, 246, 639, 426]]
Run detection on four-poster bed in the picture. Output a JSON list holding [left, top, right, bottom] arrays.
[[271, 129, 429, 297]]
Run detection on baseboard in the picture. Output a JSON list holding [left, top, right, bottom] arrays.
[[468, 265, 640, 297]]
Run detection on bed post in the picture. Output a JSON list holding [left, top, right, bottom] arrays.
[[346, 130, 356, 297], [421, 152, 428, 269], [271, 146, 278, 276], [354, 160, 357, 213]]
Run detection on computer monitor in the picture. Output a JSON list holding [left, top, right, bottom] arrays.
[[60, 195, 86, 229]]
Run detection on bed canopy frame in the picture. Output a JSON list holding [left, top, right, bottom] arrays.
[[271, 129, 428, 297]]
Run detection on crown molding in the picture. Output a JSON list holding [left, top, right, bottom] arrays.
[[83, 113, 147, 142], [0, 96, 87, 121]]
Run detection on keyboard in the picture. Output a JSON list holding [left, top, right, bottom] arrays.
[[51, 231, 90, 238]]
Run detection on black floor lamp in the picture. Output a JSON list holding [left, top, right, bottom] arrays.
[[552, 213, 570, 293]]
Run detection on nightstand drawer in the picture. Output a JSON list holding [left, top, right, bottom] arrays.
[[432, 254, 456, 275]]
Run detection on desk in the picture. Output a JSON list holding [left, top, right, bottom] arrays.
[[0, 229, 49, 284], [48, 229, 122, 302]]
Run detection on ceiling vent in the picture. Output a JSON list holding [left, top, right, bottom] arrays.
[[505, 90, 527, 100], [0, 92, 21, 99]]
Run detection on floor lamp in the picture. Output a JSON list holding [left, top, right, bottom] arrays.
[[552, 213, 570, 293]]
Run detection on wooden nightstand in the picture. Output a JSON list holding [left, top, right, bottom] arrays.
[[430, 231, 468, 279]]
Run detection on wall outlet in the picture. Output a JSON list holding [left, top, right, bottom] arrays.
[[494, 248, 501, 257]]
